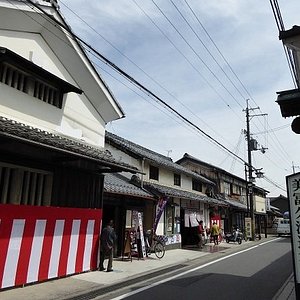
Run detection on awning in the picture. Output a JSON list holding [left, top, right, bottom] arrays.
[[143, 182, 228, 206], [104, 173, 154, 199], [222, 198, 248, 211]]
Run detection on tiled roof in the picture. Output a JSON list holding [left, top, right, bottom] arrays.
[[143, 182, 227, 206], [104, 173, 154, 199], [105, 132, 215, 185], [222, 198, 247, 211], [0, 117, 139, 173], [177, 153, 247, 184]]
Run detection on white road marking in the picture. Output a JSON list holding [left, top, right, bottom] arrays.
[[109, 238, 281, 300]]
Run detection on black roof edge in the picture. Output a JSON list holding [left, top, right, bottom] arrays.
[[279, 25, 300, 40]]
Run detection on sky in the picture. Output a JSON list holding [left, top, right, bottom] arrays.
[[59, 0, 300, 197]]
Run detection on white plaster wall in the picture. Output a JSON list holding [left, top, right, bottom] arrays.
[[105, 144, 142, 179], [255, 195, 266, 214], [0, 30, 106, 146], [181, 174, 192, 190], [0, 83, 62, 130]]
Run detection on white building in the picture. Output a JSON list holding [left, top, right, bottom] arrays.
[[0, 0, 137, 289]]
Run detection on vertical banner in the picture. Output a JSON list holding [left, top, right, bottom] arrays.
[[287, 172, 300, 299], [153, 196, 168, 232], [137, 212, 146, 258], [132, 211, 146, 259], [245, 217, 252, 239], [0, 204, 101, 289]]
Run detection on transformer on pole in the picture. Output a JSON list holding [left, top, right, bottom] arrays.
[[243, 99, 267, 240]]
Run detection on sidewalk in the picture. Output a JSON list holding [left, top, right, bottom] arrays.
[[273, 273, 296, 300], [0, 237, 295, 300]]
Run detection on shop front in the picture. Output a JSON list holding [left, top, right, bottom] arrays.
[[103, 173, 155, 257], [180, 199, 208, 246]]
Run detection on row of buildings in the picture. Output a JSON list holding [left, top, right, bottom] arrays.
[[104, 132, 269, 255], [0, 0, 272, 290]]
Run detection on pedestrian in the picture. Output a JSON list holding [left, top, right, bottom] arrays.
[[197, 220, 205, 249], [99, 220, 116, 272], [211, 222, 219, 245]]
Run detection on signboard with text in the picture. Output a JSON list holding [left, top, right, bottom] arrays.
[[245, 217, 252, 239], [287, 172, 300, 287]]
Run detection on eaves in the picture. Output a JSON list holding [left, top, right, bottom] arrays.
[[105, 132, 215, 186], [0, 117, 141, 174]]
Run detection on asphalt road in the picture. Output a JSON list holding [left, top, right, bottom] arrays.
[[110, 238, 292, 300]]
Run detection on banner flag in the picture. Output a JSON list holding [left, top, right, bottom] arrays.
[[153, 196, 168, 232]]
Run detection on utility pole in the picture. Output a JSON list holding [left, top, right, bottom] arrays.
[[243, 99, 267, 241], [245, 100, 255, 241], [292, 162, 300, 174]]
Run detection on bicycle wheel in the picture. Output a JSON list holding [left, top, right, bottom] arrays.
[[154, 242, 165, 259]]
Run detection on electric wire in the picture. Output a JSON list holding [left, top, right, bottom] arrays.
[[61, 0, 290, 173], [150, 0, 244, 117], [60, 0, 233, 147], [169, 0, 245, 108], [19, 0, 291, 192], [131, 0, 241, 121], [184, 0, 294, 167], [22, 0, 250, 168]]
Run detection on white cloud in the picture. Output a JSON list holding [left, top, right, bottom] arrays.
[[60, 0, 300, 196]]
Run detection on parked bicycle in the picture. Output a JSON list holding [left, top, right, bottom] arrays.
[[144, 229, 166, 259]]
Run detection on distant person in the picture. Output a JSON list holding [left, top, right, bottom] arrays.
[[99, 220, 116, 272], [211, 222, 220, 245], [197, 220, 205, 249]]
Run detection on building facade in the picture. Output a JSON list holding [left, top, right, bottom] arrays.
[[0, 0, 137, 289], [105, 132, 227, 248], [177, 153, 268, 235]]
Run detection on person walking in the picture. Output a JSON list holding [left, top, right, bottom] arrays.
[[211, 222, 220, 245], [99, 220, 116, 272], [197, 220, 205, 249]]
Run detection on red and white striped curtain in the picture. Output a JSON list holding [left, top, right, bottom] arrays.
[[0, 204, 101, 289]]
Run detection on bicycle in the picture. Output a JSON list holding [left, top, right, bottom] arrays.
[[144, 230, 166, 259]]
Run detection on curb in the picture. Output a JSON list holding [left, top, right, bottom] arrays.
[[272, 273, 295, 300]]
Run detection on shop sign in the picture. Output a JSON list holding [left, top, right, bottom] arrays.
[[287, 172, 300, 284], [133, 211, 146, 258], [245, 217, 252, 239]]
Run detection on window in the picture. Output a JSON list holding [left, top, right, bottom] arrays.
[[232, 184, 241, 195], [192, 179, 202, 192], [174, 173, 181, 186], [149, 165, 159, 181], [0, 62, 63, 108], [224, 181, 231, 195], [0, 163, 53, 206]]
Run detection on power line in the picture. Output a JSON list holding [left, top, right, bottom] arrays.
[[21, 0, 287, 193], [169, 0, 245, 108], [150, 0, 244, 116], [183, 0, 293, 167], [60, 0, 233, 148]]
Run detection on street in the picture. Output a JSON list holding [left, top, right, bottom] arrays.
[[106, 238, 292, 300]]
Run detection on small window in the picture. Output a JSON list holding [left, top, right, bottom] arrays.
[[0, 62, 63, 108], [0, 163, 53, 206], [192, 179, 202, 192], [224, 181, 231, 195], [149, 165, 159, 181], [174, 174, 181, 186]]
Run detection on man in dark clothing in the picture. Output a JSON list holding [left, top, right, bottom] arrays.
[[99, 220, 116, 272]]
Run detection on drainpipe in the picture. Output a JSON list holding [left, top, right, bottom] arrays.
[[141, 158, 145, 188]]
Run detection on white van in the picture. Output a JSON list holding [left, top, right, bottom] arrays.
[[276, 219, 290, 236]]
